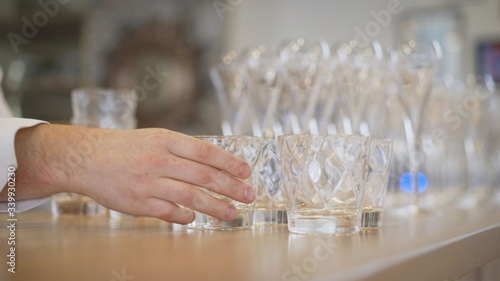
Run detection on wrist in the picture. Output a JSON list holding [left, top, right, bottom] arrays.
[[14, 124, 100, 198]]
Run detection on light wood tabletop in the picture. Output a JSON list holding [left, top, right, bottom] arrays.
[[1, 200, 500, 281]]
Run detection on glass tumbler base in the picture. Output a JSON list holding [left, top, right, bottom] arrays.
[[51, 194, 106, 216], [187, 209, 254, 230], [253, 209, 287, 225], [288, 215, 360, 235], [361, 210, 383, 229]]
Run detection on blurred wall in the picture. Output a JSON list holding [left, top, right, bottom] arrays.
[[225, 0, 500, 77], [1, 0, 500, 131]]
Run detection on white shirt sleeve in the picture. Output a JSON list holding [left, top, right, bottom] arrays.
[[0, 118, 51, 212]]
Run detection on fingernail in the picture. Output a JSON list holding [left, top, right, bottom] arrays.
[[225, 207, 237, 220], [239, 163, 251, 178], [243, 188, 255, 202]]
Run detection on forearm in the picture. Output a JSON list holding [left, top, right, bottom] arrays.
[[1, 123, 255, 223], [1, 124, 91, 201]]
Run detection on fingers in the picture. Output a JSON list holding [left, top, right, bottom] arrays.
[[160, 156, 255, 204], [166, 132, 252, 180], [152, 178, 239, 222], [146, 197, 196, 224]]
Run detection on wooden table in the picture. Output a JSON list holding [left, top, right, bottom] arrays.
[[1, 200, 500, 281]]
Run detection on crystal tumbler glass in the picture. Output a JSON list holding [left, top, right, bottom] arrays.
[[361, 138, 393, 229], [279, 134, 370, 235], [254, 139, 287, 225], [188, 135, 263, 230]]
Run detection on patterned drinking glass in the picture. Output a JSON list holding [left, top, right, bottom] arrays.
[[188, 135, 263, 230], [254, 139, 287, 225], [279, 134, 369, 235], [361, 138, 393, 229]]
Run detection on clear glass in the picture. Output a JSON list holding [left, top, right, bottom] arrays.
[[279, 134, 370, 235], [51, 193, 104, 215], [332, 41, 385, 136], [187, 135, 263, 230], [254, 139, 287, 225], [416, 79, 467, 211], [361, 138, 393, 229], [278, 38, 330, 134], [210, 52, 254, 135], [396, 41, 442, 213], [457, 75, 497, 208], [71, 88, 137, 129], [51, 88, 137, 217], [242, 45, 289, 138]]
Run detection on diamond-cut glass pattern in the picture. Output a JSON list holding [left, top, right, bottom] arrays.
[[364, 138, 393, 210], [195, 136, 263, 209], [256, 139, 286, 209], [279, 134, 369, 216]]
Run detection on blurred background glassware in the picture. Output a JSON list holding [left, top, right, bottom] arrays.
[[279, 134, 369, 235], [253, 139, 286, 225], [210, 51, 254, 136], [315, 42, 344, 135], [335, 41, 384, 136], [51, 88, 137, 217], [395, 40, 442, 214], [188, 135, 263, 230], [70, 88, 137, 129], [278, 38, 330, 134], [414, 78, 467, 211], [243, 45, 288, 138], [486, 82, 500, 204], [361, 137, 393, 229], [456, 75, 497, 209]]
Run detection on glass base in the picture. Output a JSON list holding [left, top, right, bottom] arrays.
[[187, 209, 254, 230], [253, 209, 287, 225], [288, 215, 360, 235], [361, 210, 383, 229], [51, 193, 106, 216]]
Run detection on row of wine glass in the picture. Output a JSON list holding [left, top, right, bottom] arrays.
[[210, 38, 500, 211]]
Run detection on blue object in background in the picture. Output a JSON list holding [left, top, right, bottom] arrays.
[[400, 172, 428, 193]]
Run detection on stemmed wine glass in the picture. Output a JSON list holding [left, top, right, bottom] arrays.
[[278, 38, 330, 134], [209, 51, 254, 135], [396, 40, 442, 212], [335, 41, 384, 136], [458, 74, 496, 208], [242, 45, 286, 138]]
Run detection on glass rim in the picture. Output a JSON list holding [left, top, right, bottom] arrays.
[[276, 134, 392, 143], [277, 133, 368, 139]]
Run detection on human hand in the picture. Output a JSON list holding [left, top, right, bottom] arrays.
[[12, 125, 255, 224]]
